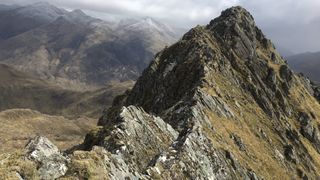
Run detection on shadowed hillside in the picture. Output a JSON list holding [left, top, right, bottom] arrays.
[[0, 64, 133, 118]]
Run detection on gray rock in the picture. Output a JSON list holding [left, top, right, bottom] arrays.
[[147, 128, 248, 179], [83, 106, 178, 179], [301, 123, 314, 140], [312, 83, 320, 102], [298, 112, 312, 126], [195, 89, 235, 118], [284, 145, 298, 164], [26, 136, 60, 162], [230, 133, 246, 151], [297, 74, 320, 102], [26, 136, 68, 180], [266, 68, 277, 90], [296, 112, 320, 153], [68, 6, 320, 179], [247, 170, 259, 180], [279, 65, 293, 83]]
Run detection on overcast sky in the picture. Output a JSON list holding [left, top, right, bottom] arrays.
[[2, 0, 320, 54]]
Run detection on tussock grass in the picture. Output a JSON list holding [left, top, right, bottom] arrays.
[[0, 109, 98, 153]]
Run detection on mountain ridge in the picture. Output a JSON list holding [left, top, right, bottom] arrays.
[[1, 6, 320, 180], [78, 6, 320, 179]]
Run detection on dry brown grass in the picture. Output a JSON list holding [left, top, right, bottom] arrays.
[[0, 151, 38, 179], [200, 67, 320, 179], [64, 149, 109, 179], [0, 64, 134, 119], [205, 110, 292, 179], [0, 109, 98, 153]]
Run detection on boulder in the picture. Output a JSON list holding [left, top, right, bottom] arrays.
[[26, 136, 68, 180]]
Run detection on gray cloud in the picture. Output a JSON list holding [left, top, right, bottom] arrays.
[[2, 0, 320, 53], [239, 0, 320, 53]]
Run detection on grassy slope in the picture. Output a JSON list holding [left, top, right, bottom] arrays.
[[201, 41, 320, 179], [0, 109, 97, 153], [0, 64, 133, 152], [0, 64, 134, 118]]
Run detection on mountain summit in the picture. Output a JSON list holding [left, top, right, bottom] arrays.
[[2, 6, 320, 179], [0, 2, 66, 40]]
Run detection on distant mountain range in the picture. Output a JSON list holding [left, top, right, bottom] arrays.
[[0, 2, 180, 88], [286, 51, 320, 83]]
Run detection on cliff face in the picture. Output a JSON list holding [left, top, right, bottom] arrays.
[[3, 6, 320, 180]]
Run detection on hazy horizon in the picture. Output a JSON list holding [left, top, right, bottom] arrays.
[[2, 0, 320, 54]]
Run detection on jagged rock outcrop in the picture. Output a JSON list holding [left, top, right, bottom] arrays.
[[298, 73, 320, 102], [68, 6, 320, 179], [312, 83, 320, 102], [26, 136, 68, 179], [4, 6, 320, 179], [82, 6, 320, 179]]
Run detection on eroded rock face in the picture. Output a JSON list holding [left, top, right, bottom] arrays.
[[297, 74, 320, 102], [26, 136, 68, 180], [297, 112, 320, 153], [312, 83, 320, 102]]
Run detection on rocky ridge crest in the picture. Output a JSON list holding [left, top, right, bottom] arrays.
[[83, 6, 320, 179], [2, 6, 320, 179]]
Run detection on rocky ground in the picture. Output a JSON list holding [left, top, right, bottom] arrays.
[[1, 6, 320, 180]]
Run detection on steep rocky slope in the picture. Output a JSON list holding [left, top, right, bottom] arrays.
[[287, 51, 320, 83], [310, 82, 320, 102], [3, 6, 320, 179], [0, 3, 178, 87]]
